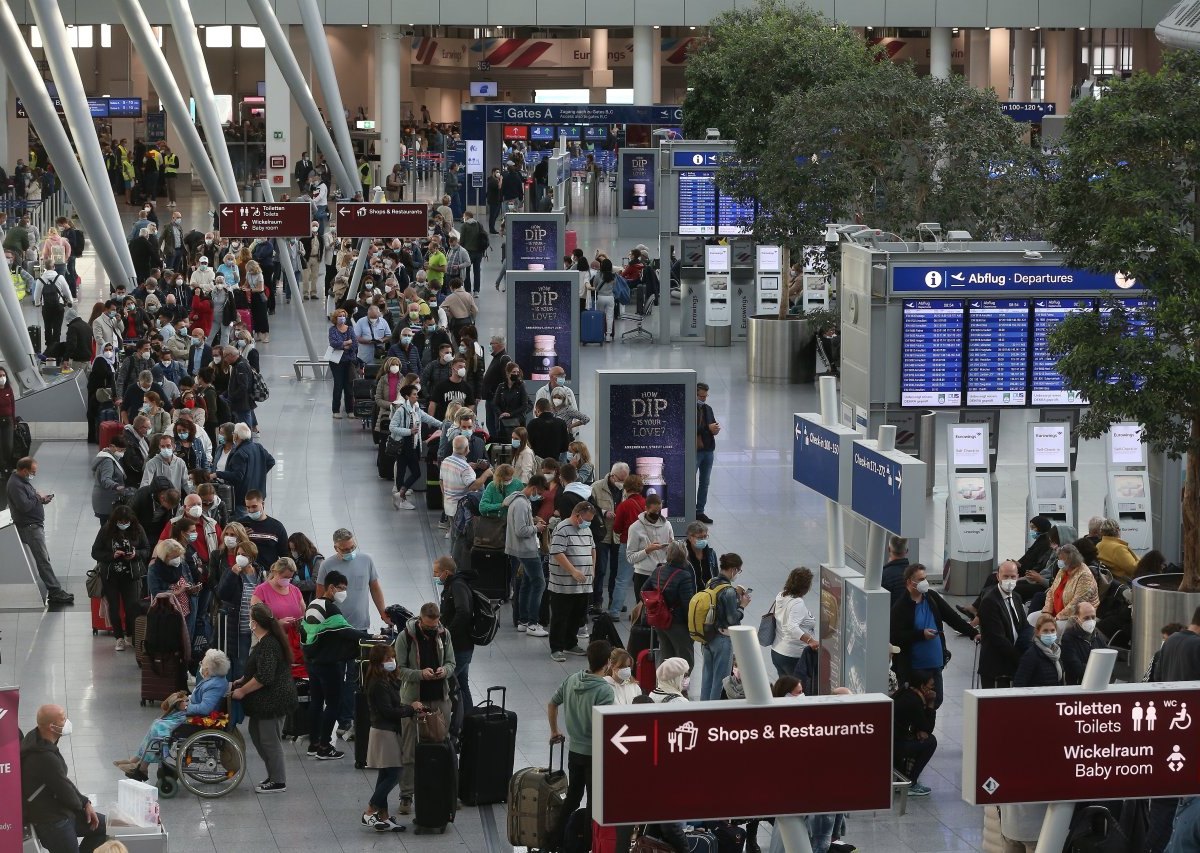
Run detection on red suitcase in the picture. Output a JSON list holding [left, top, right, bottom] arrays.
[[99, 419, 123, 450], [91, 595, 126, 635], [565, 229, 578, 256]]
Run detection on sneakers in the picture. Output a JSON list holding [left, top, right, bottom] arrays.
[[565, 646, 587, 656], [316, 745, 345, 760], [516, 623, 528, 632], [256, 781, 287, 794], [526, 624, 549, 637], [47, 592, 74, 605], [374, 816, 406, 833], [336, 724, 355, 741], [393, 492, 415, 510], [114, 638, 127, 652], [577, 625, 590, 637], [908, 782, 932, 797], [306, 743, 320, 756], [550, 651, 567, 662], [333, 412, 343, 419], [398, 498, 415, 510], [696, 512, 714, 524], [397, 797, 413, 815]]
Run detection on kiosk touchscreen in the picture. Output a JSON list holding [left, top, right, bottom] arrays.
[[944, 423, 995, 595], [704, 244, 732, 347], [1026, 422, 1076, 530], [1103, 423, 1152, 552], [756, 245, 782, 314]]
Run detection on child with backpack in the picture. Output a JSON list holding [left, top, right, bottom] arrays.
[[688, 553, 748, 701]]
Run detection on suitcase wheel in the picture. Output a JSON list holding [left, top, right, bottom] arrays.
[[92, 628, 98, 635]]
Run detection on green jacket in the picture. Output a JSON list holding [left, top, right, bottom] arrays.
[[394, 617, 457, 703], [550, 670, 614, 755], [480, 477, 524, 516]]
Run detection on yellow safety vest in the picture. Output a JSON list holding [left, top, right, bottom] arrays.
[[359, 162, 371, 182], [11, 271, 26, 301], [163, 153, 178, 175], [28, 150, 37, 169]]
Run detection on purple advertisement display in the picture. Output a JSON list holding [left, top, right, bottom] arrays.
[[512, 278, 574, 382], [608, 384, 686, 519], [0, 688, 21, 848], [511, 218, 560, 271], [621, 152, 656, 212]]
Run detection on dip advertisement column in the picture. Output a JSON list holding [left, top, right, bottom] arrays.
[[596, 370, 697, 533], [617, 148, 659, 239], [506, 270, 581, 385], [505, 211, 566, 272]]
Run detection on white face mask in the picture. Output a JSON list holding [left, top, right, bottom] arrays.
[[915, 579, 930, 594], [224, 536, 238, 549], [168, 556, 183, 567], [333, 590, 349, 604], [56, 719, 73, 738], [999, 578, 1018, 594], [382, 660, 397, 672], [235, 554, 250, 568], [1081, 619, 1097, 634], [389, 365, 400, 374], [187, 505, 203, 518], [456, 367, 467, 378], [616, 667, 632, 682]]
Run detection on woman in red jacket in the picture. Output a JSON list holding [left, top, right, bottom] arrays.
[[188, 287, 215, 338], [0, 366, 14, 474]]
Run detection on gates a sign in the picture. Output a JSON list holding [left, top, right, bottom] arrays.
[[593, 697, 893, 825], [964, 683, 1200, 806], [335, 203, 429, 239], [218, 203, 311, 238]]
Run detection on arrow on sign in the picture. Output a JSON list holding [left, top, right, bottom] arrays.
[[220, 207, 234, 216], [610, 724, 647, 756], [894, 471, 902, 489], [338, 208, 350, 217]]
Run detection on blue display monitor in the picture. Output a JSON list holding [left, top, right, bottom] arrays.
[[717, 193, 754, 235], [108, 97, 143, 118], [677, 170, 716, 236], [1030, 298, 1091, 405], [965, 299, 1029, 406]]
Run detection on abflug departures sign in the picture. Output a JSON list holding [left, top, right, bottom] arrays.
[[608, 383, 685, 519], [593, 699, 893, 825], [964, 684, 1200, 806], [512, 276, 575, 382]]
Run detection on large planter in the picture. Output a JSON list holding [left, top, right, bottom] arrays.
[[746, 315, 815, 384], [1131, 573, 1200, 678]]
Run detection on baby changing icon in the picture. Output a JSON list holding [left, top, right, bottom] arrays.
[[668, 722, 698, 753], [1168, 746, 1186, 773]]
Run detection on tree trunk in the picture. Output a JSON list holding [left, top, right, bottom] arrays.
[[1181, 416, 1200, 592], [778, 246, 791, 320]]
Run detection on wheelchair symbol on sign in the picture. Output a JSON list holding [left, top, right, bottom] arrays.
[[1170, 702, 1192, 731], [924, 271, 943, 288]]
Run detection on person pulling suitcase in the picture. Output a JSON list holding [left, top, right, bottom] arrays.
[[434, 555, 476, 745], [360, 643, 427, 832]]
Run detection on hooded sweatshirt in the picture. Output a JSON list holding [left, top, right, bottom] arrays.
[[20, 729, 88, 824], [626, 510, 675, 576], [504, 491, 542, 559], [550, 670, 614, 754]]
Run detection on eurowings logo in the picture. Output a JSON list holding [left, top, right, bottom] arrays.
[[868, 38, 906, 61], [662, 38, 700, 65], [478, 38, 555, 68], [414, 38, 439, 65]]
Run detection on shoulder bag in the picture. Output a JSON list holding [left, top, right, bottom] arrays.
[[756, 601, 778, 647]]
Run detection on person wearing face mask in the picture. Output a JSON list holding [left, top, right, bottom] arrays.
[[239, 491, 288, 569], [889, 564, 978, 709], [217, 538, 266, 689], [976, 560, 1029, 689], [589, 463, 628, 614], [682, 521, 718, 588], [185, 325, 213, 377], [534, 365, 579, 413], [300, 222, 327, 301], [388, 383, 444, 510], [231, 604, 300, 794], [1059, 600, 1107, 686], [190, 254, 216, 292], [1017, 514, 1054, 575], [430, 355, 472, 424], [353, 304, 392, 368], [373, 356, 407, 433], [86, 343, 119, 444], [90, 434, 129, 525], [891, 670, 939, 797], [146, 539, 200, 646], [602, 648, 642, 704], [419, 343, 455, 409], [327, 309, 356, 418], [1040, 542, 1099, 623], [509, 426, 537, 483], [214, 424, 275, 506], [139, 433, 191, 494], [385, 320, 423, 375], [504, 474, 550, 637], [492, 364, 529, 444], [91, 505, 151, 651], [1014, 613, 1065, 688], [433, 555, 479, 741], [21, 704, 108, 851], [360, 643, 425, 831], [91, 299, 124, 355], [287, 532, 325, 604]]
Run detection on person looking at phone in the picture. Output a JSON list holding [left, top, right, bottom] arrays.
[[7, 456, 74, 604], [889, 564, 978, 709]]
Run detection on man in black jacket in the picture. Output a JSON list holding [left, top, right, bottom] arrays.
[[977, 560, 1029, 688], [130, 475, 180, 542], [223, 347, 257, 427], [892, 672, 938, 797], [479, 334, 511, 437], [880, 536, 910, 605], [434, 555, 476, 739], [1060, 600, 1106, 686], [121, 417, 151, 486], [526, 398, 570, 461], [889, 563, 978, 708], [21, 704, 107, 851]]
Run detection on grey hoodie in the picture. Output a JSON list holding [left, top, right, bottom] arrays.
[[626, 510, 675, 576], [90, 450, 127, 515], [504, 491, 541, 558]]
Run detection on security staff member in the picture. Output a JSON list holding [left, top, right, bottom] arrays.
[[161, 145, 179, 206], [358, 157, 372, 201]]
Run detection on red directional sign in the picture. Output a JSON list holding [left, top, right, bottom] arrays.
[[218, 202, 311, 238], [964, 683, 1200, 805], [334, 203, 429, 239], [592, 697, 893, 825]]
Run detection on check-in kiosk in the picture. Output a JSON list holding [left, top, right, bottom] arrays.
[[1026, 422, 1076, 531], [1104, 423, 1153, 552], [957, 408, 1001, 560], [730, 239, 755, 342], [678, 238, 705, 339], [756, 245, 783, 315], [704, 244, 731, 347], [944, 422, 995, 595]]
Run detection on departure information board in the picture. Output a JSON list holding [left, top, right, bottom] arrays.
[[717, 193, 754, 235], [1031, 298, 1091, 405], [966, 299, 1029, 406], [1099, 297, 1154, 390], [901, 300, 965, 406], [678, 170, 716, 235]]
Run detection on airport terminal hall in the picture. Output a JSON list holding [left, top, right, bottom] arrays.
[[3, 0, 1200, 851]]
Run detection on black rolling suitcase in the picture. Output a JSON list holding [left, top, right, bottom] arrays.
[[214, 483, 235, 525], [283, 678, 311, 741], [471, 547, 509, 601], [458, 686, 517, 805], [414, 739, 458, 834], [425, 459, 443, 511]]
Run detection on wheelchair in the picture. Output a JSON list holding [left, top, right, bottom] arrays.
[[147, 711, 245, 799]]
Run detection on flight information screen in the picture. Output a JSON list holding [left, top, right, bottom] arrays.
[[966, 299, 1029, 406], [677, 170, 716, 235], [717, 192, 754, 235], [1030, 298, 1091, 405], [901, 300, 965, 407], [1099, 297, 1154, 389]]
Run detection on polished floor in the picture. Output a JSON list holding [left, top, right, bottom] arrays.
[[2, 176, 1120, 852]]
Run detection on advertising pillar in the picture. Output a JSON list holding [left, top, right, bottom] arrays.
[[506, 270, 580, 389], [617, 148, 658, 239], [505, 212, 567, 272], [597, 370, 697, 534], [0, 688, 21, 849]]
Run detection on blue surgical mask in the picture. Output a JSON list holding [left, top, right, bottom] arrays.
[[1030, 530, 1039, 541], [1057, 559, 1066, 570], [246, 510, 263, 521], [1039, 633, 1057, 647], [382, 660, 397, 672], [530, 495, 542, 504], [217, 435, 225, 446], [159, 447, 173, 459], [694, 539, 708, 550], [117, 522, 131, 530], [342, 548, 357, 562], [511, 440, 521, 449]]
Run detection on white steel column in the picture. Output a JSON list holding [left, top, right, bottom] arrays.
[[651, 28, 662, 103], [298, 0, 360, 196], [588, 28, 610, 103], [968, 29, 990, 90], [1012, 28, 1033, 101], [378, 26, 403, 175], [989, 28, 1012, 98], [930, 27, 952, 79], [633, 26, 653, 106]]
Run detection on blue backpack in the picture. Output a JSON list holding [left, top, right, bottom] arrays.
[[612, 274, 631, 305]]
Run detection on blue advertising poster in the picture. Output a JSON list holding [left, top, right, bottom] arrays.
[[621, 152, 656, 212], [512, 277, 574, 382], [793, 415, 842, 502], [511, 218, 560, 270], [609, 383, 687, 519]]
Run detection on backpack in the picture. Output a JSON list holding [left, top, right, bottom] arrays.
[[250, 368, 270, 402], [40, 272, 63, 308], [49, 241, 66, 266], [688, 581, 732, 644], [612, 274, 631, 306], [468, 590, 499, 647], [142, 597, 184, 658], [641, 567, 681, 630]]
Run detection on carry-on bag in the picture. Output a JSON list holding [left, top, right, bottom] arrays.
[[458, 686, 517, 806], [413, 738, 458, 834], [507, 740, 568, 850], [470, 547, 509, 601], [581, 306, 605, 345], [282, 678, 311, 741]]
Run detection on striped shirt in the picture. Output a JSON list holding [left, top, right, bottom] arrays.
[[549, 520, 594, 595], [439, 454, 476, 516]]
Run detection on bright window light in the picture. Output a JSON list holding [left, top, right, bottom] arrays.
[[239, 26, 265, 48], [605, 88, 634, 104], [100, 24, 111, 48], [205, 26, 233, 48], [31, 25, 93, 49], [534, 89, 589, 104]]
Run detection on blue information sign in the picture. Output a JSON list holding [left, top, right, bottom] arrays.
[[1031, 298, 1091, 405], [485, 104, 681, 125], [851, 443, 908, 535], [678, 171, 716, 236], [892, 265, 1141, 294], [793, 415, 842, 501], [1000, 102, 1057, 124], [671, 151, 723, 169]]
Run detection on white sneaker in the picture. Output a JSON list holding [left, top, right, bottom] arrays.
[[577, 626, 590, 637], [527, 624, 549, 637], [398, 498, 415, 510], [114, 638, 126, 651], [392, 492, 404, 510], [333, 412, 343, 419], [516, 623, 528, 632]]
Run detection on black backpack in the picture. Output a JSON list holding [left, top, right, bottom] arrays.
[[40, 273, 63, 308], [142, 597, 184, 658], [1065, 805, 1131, 853], [468, 590, 499, 647]]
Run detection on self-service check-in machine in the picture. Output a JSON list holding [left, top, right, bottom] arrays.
[[678, 238, 705, 338], [1104, 423, 1153, 552], [1026, 422, 1076, 531], [756, 245, 783, 315], [704, 244, 731, 347], [944, 422, 996, 595], [957, 408, 1001, 560], [730, 239, 754, 342]]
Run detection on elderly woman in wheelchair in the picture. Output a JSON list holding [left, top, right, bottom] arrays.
[[114, 648, 244, 797]]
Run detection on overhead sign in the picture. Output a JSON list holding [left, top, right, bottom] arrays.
[[593, 698, 893, 825], [671, 150, 723, 169], [466, 140, 484, 174], [850, 440, 926, 536], [792, 414, 859, 503], [335, 203, 428, 239], [893, 265, 1141, 295], [485, 104, 682, 125], [15, 95, 142, 119], [218, 203, 311, 238], [964, 683, 1200, 806], [1001, 101, 1057, 124]]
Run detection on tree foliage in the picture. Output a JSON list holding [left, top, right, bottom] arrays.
[[1047, 50, 1200, 587]]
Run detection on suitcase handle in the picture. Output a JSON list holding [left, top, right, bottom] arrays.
[[477, 685, 507, 717], [549, 738, 566, 773]]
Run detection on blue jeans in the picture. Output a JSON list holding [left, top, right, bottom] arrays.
[[371, 766, 402, 812], [771, 649, 801, 679], [308, 660, 345, 748], [607, 549, 634, 618], [701, 634, 733, 700], [595, 542, 619, 608], [517, 556, 546, 625], [696, 449, 714, 514], [34, 811, 108, 853]]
